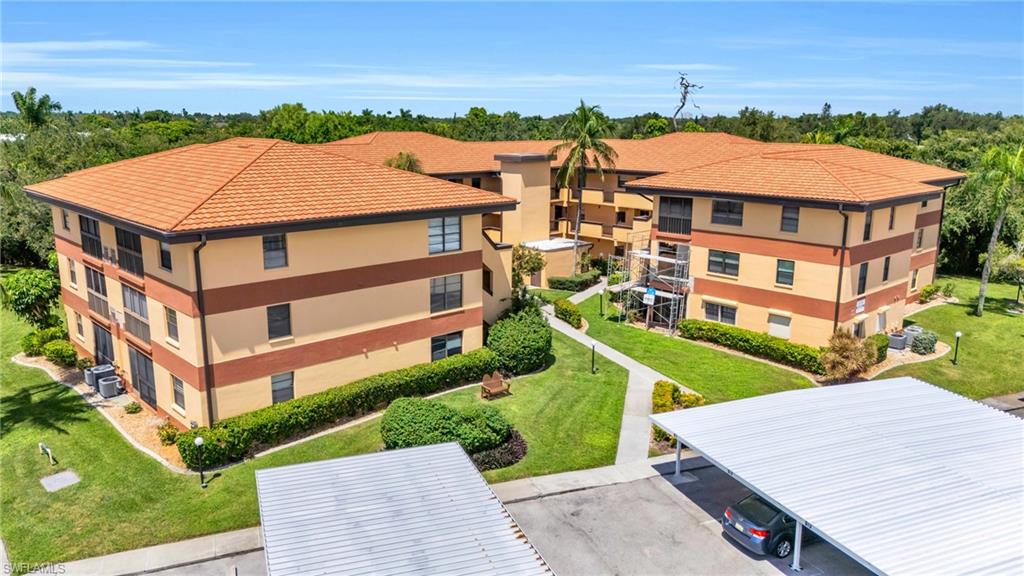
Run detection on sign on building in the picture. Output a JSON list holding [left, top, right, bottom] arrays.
[[643, 287, 656, 305]]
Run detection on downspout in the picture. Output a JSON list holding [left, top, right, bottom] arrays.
[[935, 187, 950, 269], [192, 235, 215, 427], [832, 206, 850, 332]]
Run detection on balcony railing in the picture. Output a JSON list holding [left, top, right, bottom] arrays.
[[658, 216, 692, 236], [124, 313, 150, 342], [88, 292, 109, 317]]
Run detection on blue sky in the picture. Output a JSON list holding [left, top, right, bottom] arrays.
[[2, 2, 1021, 117]]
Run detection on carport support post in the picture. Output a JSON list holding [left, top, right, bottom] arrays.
[[674, 435, 682, 477], [790, 522, 803, 571]]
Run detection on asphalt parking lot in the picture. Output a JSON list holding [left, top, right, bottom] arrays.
[[506, 460, 871, 576]]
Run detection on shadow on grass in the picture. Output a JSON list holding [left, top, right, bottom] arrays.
[[0, 380, 93, 438]]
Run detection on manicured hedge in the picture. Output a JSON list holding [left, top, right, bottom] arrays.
[[553, 299, 582, 328], [42, 339, 77, 367], [678, 319, 826, 375], [486, 309, 552, 375], [380, 397, 510, 454], [176, 348, 499, 469], [910, 330, 938, 355], [547, 269, 601, 292], [22, 326, 68, 356], [651, 380, 705, 442], [868, 333, 889, 364], [919, 284, 939, 301]]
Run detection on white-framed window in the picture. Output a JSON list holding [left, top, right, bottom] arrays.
[[711, 200, 744, 226], [431, 331, 463, 361], [853, 320, 866, 338], [863, 210, 873, 241], [430, 274, 462, 313], [767, 314, 791, 339], [776, 260, 795, 286], [271, 372, 294, 404], [262, 234, 288, 269], [267, 303, 291, 340], [67, 256, 78, 287], [708, 250, 740, 276], [915, 228, 924, 249], [75, 312, 84, 338], [882, 256, 891, 282], [911, 269, 919, 291], [61, 209, 71, 231], [780, 206, 799, 233], [165, 307, 179, 342], [159, 242, 173, 271], [171, 375, 186, 410], [877, 311, 887, 333], [857, 262, 869, 295], [428, 216, 461, 254], [704, 302, 737, 325]]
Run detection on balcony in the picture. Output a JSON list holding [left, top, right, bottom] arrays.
[[88, 292, 109, 317], [658, 216, 692, 236], [578, 221, 603, 239], [124, 312, 151, 343]]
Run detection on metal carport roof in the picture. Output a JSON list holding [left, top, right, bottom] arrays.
[[650, 377, 1024, 576], [255, 442, 551, 576]]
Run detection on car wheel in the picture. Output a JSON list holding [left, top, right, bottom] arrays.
[[773, 537, 793, 559]]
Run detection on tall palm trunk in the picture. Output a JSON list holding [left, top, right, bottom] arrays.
[[570, 164, 585, 274], [976, 207, 1007, 316]]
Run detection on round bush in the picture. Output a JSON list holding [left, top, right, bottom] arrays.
[[42, 339, 77, 367], [21, 326, 68, 356], [486, 309, 552, 375], [910, 330, 938, 355], [380, 398, 511, 454], [553, 299, 582, 328]]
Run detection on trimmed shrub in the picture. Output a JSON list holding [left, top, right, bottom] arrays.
[[651, 380, 705, 442], [380, 398, 511, 454], [868, 333, 889, 364], [678, 319, 825, 375], [941, 282, 955, 298], [42, 339, 77, 367], [486, 309, 552, 375], [22, 326, 68, 356], [553, 299, 582, 328], [547, 269, 601, 292], [919, 284, 939, 301], [910, 330, 938, 355], [76, 357, 95, 370], [124, 402, 142, 415], [471, 429, 528, 471], [177, 348, 499, 469], [157, 422, 179, 446]]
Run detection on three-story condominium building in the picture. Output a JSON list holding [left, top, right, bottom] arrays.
[[26, 138, 516, 427], [320, 131, 963, 347]]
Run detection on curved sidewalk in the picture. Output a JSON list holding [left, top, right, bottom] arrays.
[[543, 280, 690, 464]]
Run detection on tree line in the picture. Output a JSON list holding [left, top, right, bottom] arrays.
[[2, 89, 1021, 286]]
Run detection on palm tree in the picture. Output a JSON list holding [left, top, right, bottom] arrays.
[[550, 100, 617, 273], [975, 143, 1024, 316], [11, 87, 62, 129], [383, 151, 424, 174]]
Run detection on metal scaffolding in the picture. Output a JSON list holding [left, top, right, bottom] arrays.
[[607, 230, 691, 333]]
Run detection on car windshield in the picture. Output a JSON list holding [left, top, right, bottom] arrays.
[[734, 494, 780, 526]]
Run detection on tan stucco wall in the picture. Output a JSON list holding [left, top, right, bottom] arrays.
[[689, 244, 841, 301], [482, 241, 513, 324], [199, 216, 482, 290], [211, 327, 483, 419], [498, 160, 552, 245]]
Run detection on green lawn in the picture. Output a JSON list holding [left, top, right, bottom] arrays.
[[0, 309, 626, 566], [529, 288, 575, 304], [879, 276, 1023, 399], [578, 295, 811, 403]]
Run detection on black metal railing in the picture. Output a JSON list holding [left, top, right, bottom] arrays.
[[658, 216, 692, 235]]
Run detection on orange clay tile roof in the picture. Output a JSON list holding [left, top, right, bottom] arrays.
[[323, 131, 964, 205], [25, 137, 517, 234]]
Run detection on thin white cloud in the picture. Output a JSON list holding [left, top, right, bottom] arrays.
[[7, 56, 253, 68], [635, 63, 736, 71], [716, 35, 1022, 59], [1, 40, 156, 52]]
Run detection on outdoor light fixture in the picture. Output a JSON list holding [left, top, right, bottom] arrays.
[[194, 436, 208, 489], [599, 288, 606, 315], [953, 331, 962, 365], [591, 340, 597, 374]]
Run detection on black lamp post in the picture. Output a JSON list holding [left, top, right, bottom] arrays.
[[591, 340, 597, 374], [599, 288, 605, 316], [194, 436, 208, 489], [952, 331, 962, 365]]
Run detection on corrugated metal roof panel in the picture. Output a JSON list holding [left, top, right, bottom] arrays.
[[255, 443, 551, 576], [650, 377, 1024, 576]]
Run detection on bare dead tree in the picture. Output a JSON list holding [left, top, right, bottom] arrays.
[[672, 73, 703, 131]]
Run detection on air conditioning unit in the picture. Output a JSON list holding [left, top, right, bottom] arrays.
[[98, 375, 122, 398]]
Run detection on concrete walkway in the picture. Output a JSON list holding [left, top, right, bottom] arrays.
[[541, 280, 689, 464]]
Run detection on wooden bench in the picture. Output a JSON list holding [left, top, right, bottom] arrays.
[[480, 371, 510, 399]]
